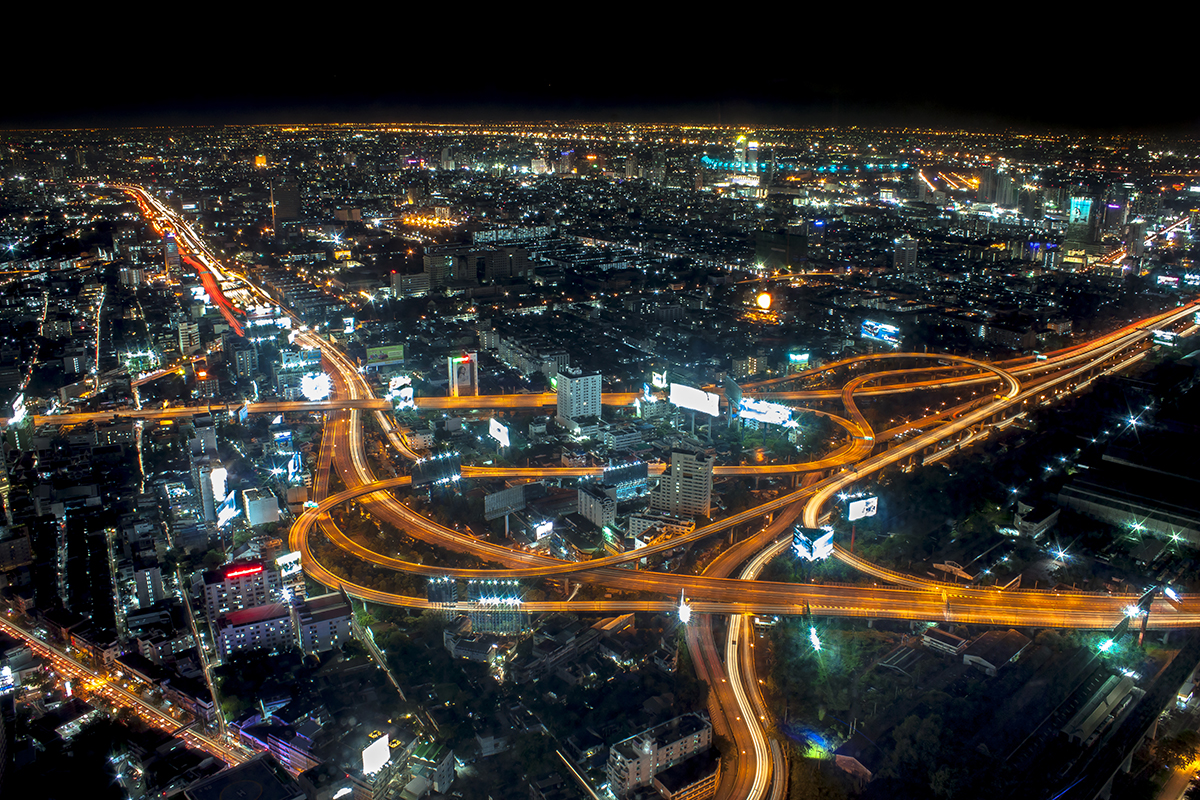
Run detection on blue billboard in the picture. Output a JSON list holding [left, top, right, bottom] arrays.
[[861, 320, 901, 346]]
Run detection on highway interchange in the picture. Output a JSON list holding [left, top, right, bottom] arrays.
[[105, 184, 1200, 799]]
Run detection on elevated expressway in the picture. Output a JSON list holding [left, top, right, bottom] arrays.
[[119, 183, 1199, 799]]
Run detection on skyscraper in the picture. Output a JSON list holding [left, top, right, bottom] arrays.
[[893, 235, 919, 273], [650, 449, 714, 518], [163, 233, 181, 276]]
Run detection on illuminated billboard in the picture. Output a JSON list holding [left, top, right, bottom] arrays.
[[362, 735, 391, 776], [1153, 330, 1179, 346], [651, 371, 669, 389], [301, 372, 332, 401], [211, 467, 228, 506], [739, 397, 792, 426], [217, 493, 240, 527], [1157, 275, 1180, 288], [793, 526, 834, 561], [535, 521, 553, 540], [489, 418, 510, 448], [366, 345, 405, 364], [275, 551, 302, 578], [861, 320, 901, 346], [1184, 273, 1200, 286], [1069, 196, 1093, 223], [669, 383, 720, 416], [847, 496, 878, 522], [388, 375, 415, 410], [343, 317, 355, 334], [788, 352, 810, 367]]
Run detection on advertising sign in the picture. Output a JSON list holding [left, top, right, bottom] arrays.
[[362, 736, 390, 776], [739, 397, 792, 425], [847, 496, 878, 522], [489, 418, 510, 448], [793, 526, 835, 561], [366, 345, 405, 364], [670, 383, 719, 416], [275, 551, 302, 578], [861, 320, 901, 346]]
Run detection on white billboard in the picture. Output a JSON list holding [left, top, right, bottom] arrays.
[[848, 496, 878, 522], [739, 398, 792, 425], [362, 735, 391, 776], [489, 418, 510, 448], [301, 372, 332, 401], [670, 383, 719, 417], [275, 551, 302, 578], [535, 521, 553, 540]]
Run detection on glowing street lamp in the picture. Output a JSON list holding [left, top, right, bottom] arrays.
[[678, 590, 691, 625]]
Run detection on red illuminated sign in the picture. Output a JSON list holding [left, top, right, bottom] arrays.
[[226, 565, 263, 579]]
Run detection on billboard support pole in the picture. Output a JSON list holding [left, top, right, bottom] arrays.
[[851, 523, 856, 554]]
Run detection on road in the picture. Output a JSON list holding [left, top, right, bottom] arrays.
[[123, 183, 1200, 800], [0, 614, 248, 766]]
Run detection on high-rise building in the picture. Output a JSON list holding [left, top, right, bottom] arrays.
[[243, 488, 280, 527], [233, 342, 258, 379], [649, 449, 713, 518], [204, 560, 283, 618], [893, 235, 919, 273], [178, 322, 201, 355], [606, 713, 713, 797], [271, 181, 301, 230], [556, 366, 602, 426], [163, 233, 181, 275], [118, 266, 144, 286], [290, 592, 353, 653], [1127, 219, 1147, 258], [215, 602, 293, 659]]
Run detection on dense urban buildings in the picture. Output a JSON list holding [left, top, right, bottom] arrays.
[[0, 117, 1198, 800]]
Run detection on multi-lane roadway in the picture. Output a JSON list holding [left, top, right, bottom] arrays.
[[120, 183, 1200, 800]]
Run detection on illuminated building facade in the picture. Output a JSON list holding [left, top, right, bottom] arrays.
[[556, 366, 601, 426], [203, 560, 282, 618], [649, 449, 713, 518]]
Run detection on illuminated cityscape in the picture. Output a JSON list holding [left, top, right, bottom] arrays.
[[3, 43, 1200, 800]]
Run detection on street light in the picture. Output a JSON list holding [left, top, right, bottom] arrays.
[[678, 590, 691, 625]]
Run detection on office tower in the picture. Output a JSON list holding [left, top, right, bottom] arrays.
[[556, 366, 602, 426], [178, 322, 201, 355], [271, 181, 301, 230], [650, 449, 714, 518], [1127, 219, 1146, 258], [233, 342, 258, 378], [163, 233, 181, 275], [893, 235, 919, 273]]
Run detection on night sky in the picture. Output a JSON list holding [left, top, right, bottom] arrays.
[[5, 11, 1195, 133]]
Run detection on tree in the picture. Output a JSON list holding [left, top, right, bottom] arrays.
[[1156, 730, 1200, 770]]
